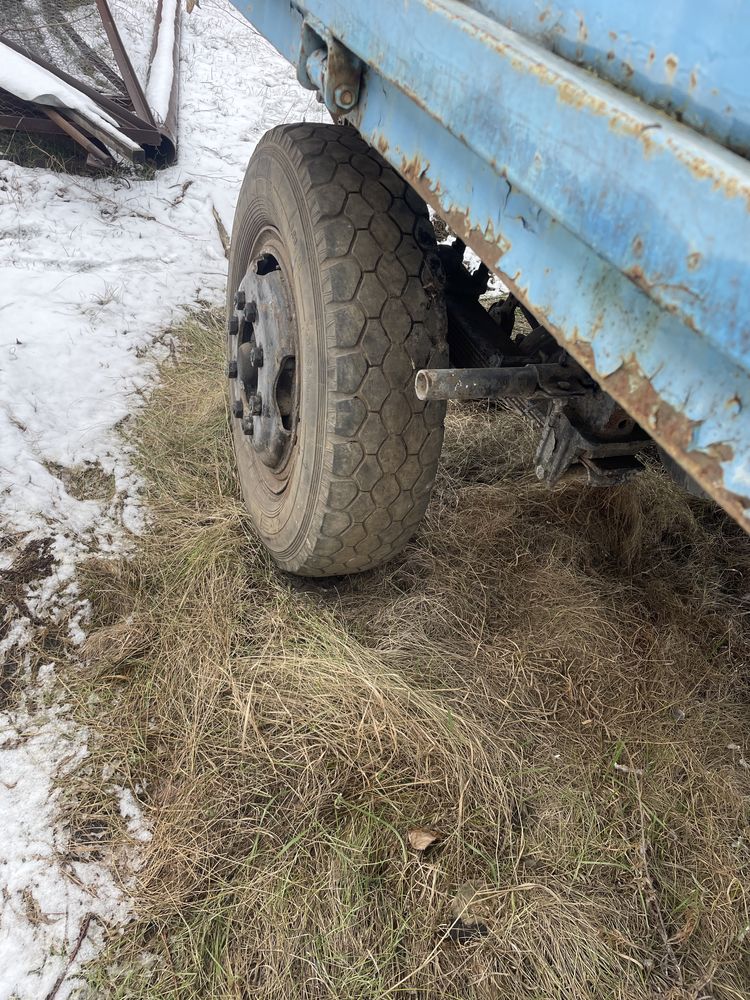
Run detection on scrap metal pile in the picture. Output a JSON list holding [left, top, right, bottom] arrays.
[[0, 0, 180, 167]]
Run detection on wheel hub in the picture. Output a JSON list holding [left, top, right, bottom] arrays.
[[228, 253, 298, 470]]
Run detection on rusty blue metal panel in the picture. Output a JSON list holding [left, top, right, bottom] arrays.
[[230, 0, 750, 529], [466, 0, 750, 158], [351, 71, 750, 511]]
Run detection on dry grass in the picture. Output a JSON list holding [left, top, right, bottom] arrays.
[[76, 309, 750, 999]]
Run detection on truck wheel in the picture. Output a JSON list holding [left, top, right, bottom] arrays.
[[226, 123, 447, 576]]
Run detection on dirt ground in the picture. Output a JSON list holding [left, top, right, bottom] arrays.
[[75, 310, 750, 999]]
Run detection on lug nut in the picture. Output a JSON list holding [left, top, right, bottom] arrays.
[[234, 289, 246, 311], [241, 416, 254, 436], [226, 360, 238, 378], [228, 316, 239, 336], [231, 399, 243, 418], [244, 300, 258, 324], [249, 345, 264, 367], [248, 392, 262, 415]]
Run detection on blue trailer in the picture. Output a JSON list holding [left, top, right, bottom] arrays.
[[223, 0, 750, 576]]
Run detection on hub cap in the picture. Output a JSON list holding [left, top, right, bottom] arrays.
[[228, 251, 298, 472]]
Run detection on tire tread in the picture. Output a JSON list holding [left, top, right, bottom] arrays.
[[251, 124, 447, 575]]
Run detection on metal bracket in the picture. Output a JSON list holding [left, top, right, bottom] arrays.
[[535, 403, 648, 487], [298, 18, 362, 115]]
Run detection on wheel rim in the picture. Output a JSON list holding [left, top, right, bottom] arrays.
[[227, 233, 300, 494]]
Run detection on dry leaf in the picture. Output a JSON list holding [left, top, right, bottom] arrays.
[[186, 0, 198, 12], [668, 906, 699, 946], [407, 826, 442, 851], [22, 887, 54, 926]]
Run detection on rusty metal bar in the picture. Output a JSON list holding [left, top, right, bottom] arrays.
[[93, 0, 156, 127], [415, 364, 589, 401], [66, 109, 145, 163], [43, 108, 114, 166], [0, 109, 62, 134]]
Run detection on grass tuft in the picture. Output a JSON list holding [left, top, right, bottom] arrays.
[[76, 309, 750, 999]]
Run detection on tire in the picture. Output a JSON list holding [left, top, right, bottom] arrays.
[[226, 123, 447, 576]]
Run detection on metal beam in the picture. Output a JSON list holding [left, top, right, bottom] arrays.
[[94, 0, 156, 128]]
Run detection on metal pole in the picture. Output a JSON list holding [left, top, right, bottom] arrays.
[[93, 0, 156, 127], [414, 365, 586, 401]]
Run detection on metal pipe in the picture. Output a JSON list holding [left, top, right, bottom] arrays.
[[146, 0, 181, 163], [414, 364, 584, 401]]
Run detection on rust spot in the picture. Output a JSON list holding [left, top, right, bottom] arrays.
[[665, 54, 678, 85], [577, 15, 588, 42], [606, 50, 615, 62], [395, 152, 511, 271], [624, 266, 701, 317], [727, 395, 742, 413], [632, 236, 644, 257], [647, 49, 655, 66], [589, 314, 604, 337], [559, 341, 750, 524], [608, 30, 617, 41], [627, 264, 647, 290], [604, 114, 662, 157], [708, 441, 734, 462], [687, 252, 701, 270], [666, 139, 750, 211], [689, 69, 698, 92], [556, 78, 608, 115], [622, 61, 634, 79]]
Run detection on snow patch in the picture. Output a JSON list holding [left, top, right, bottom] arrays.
[[0, 41, 139, 153], [0, 664, 130, 1000], [0, 0, 328, 994], [115, 787, 152, 845]]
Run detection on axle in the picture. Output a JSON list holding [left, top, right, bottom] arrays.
[[414, 364, 589, 402]]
